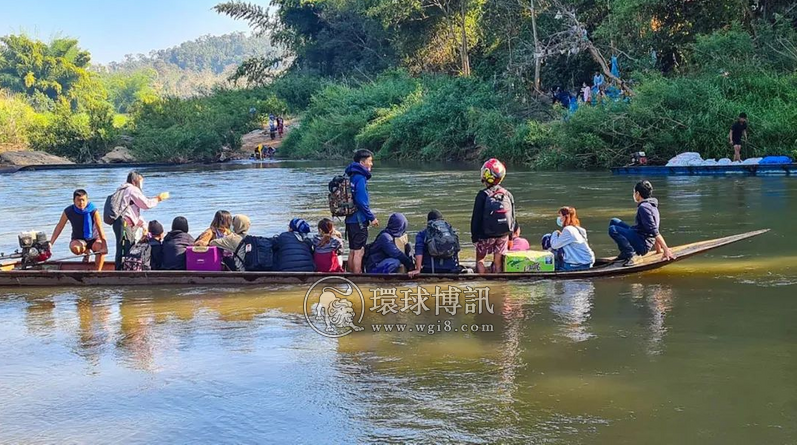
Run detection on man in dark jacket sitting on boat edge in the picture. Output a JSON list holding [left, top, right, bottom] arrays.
[[608, 180, 676, 267]]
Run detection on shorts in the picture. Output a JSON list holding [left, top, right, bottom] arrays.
[[74, 238, 98, 251], [346, 222, 369, 250], [475, 236, 509, 257]]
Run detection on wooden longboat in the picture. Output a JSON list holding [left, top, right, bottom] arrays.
[[0, 229, 768, 287]]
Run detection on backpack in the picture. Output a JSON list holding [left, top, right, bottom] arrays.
[[122, 242, 151, 271], [234, 235, 275, 271], [425, 220, 460, 258], [103, 187, 130, 225], [328, 175, 357, 217], [482, 186, 514, 237]]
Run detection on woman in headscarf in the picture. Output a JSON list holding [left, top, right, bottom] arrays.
[[272, 218, 315, 272]]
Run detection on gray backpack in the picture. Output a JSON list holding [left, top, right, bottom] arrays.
[[103, 187, 130, 225]]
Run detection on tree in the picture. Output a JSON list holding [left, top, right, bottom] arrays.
[[0, 35, 92, 103]]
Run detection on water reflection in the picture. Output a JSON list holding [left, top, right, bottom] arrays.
[[629, 283, 674, 355], [24, 295, 57, 337], [550, 281, 596, 342]]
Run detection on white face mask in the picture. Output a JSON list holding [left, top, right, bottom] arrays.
[[556, 216, 564, 227]]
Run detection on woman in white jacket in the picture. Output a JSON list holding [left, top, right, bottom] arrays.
[[548, 206, 595, 271]]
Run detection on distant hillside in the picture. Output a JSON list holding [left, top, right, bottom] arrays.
[[95, 32, 281, 97]]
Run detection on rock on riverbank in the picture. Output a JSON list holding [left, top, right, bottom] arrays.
[[99, 146, 137, 164], [0, 150, 74, 166]]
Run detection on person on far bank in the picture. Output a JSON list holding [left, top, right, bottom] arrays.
[[50, 189, 108, 271], [729, 112, 748, 162], [345, 149, 379, 273], [608, 181, 675, 267], [470, 158, 517, 274], [112, 171, 169, 270], [408, 210, 460, 277]]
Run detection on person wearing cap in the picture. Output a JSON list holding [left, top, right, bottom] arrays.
[[408, 210, 460, 277], [272, 218, 315, 272], [161, 217, 195, 270], [146, 220, 165, 270]]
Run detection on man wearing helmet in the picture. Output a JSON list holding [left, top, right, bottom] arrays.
[[470, 158, 517, 274]]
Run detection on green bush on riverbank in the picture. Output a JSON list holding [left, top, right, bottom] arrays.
[[278, 27, 797, 168], [282, 71, 536, 162], [130, 88, 286, 162]]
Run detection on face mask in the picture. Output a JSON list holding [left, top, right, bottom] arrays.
[[556, 216, 563, 227]]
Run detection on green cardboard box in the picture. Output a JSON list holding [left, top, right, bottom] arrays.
[[504, 250, 556, 273]]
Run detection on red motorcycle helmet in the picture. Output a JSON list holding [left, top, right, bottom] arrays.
[[480, 158, 506, 185]]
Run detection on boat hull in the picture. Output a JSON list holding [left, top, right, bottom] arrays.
[[611, 164, 796, 176], [0, 230, 768, 287]]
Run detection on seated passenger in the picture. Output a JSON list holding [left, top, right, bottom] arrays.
[[161, 217, 195, 270], [313, 218, 345, 272], [508, 225, 530, 251], [547, 206, 595, 271], [50, 189, 108, 271], [273, 218, 315, 272], [210, 214, 251, 270], [408, 210, 460, 277], [608, 181, 675, 266], [366, 213, 414, 274], [195, 210, 233, 246], [147, 220, 165, 270]]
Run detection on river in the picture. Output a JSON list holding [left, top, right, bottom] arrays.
[[0, 161, 795, 444]]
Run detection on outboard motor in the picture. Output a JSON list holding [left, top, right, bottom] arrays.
[[18, 231, 52, 268], [630, 151, 648, 166]]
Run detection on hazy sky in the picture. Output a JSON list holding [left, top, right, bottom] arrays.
[[0, 0, 254, 64]]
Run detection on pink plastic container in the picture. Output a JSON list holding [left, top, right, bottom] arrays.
[[186, 246, 222, 271]]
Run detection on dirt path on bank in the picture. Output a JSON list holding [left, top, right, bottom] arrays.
[[234, 118, 297, 159]]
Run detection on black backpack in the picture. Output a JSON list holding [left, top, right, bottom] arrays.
[[425, 220, 460, 258], [234, 235, 275, 271], [122, 242, 151, 271], [103, 187, 130, 225], [482, 186, 514, 237]]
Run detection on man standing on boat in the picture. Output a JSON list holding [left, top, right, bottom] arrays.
[[608, 180, 675, 267], [345, 149, 378, 273], [729, 112, 748, 162]]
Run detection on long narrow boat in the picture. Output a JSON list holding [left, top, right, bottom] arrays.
[[611, 164, 796, 176], [0, 229, 768, 287]]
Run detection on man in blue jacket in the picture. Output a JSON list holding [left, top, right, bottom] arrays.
[[345, 149, 379, 273], [608, 180, 676, 266]]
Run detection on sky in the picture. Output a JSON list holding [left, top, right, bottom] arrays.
[[0, 0, 254, 64]]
